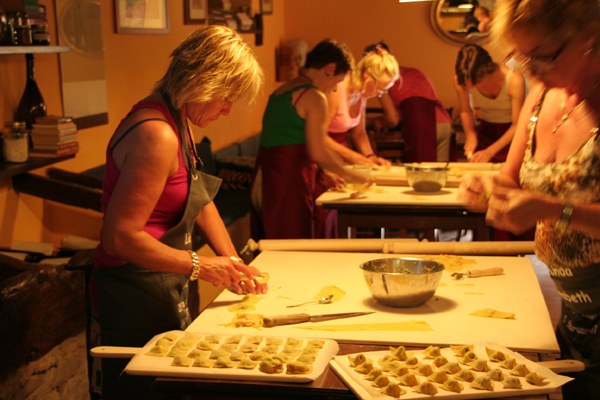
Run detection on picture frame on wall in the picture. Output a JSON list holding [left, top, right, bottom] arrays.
[[185, 0, 207, 24], [114, 0, 170, 34], [260, 0, 273, 15]]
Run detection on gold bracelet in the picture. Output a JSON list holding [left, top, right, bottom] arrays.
[[229, 256, 243, 263], [188, 250, 200, 281]]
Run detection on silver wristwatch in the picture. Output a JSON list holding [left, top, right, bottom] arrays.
[[555, 202, 574, 232]]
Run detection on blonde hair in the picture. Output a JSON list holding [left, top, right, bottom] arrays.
[[353, 46, 400, 88], [493, 0, 600, 53], [154, 25, 264, 109]]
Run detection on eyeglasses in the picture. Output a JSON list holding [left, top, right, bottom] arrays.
[[504, 43, 567, 74], [374, 80, 390, 98]]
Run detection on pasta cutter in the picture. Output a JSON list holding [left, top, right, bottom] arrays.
[[450, 267, 504, 280]]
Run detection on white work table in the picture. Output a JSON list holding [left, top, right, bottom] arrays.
[[189, 251, 559, 355]]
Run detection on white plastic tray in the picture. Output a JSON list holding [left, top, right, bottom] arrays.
[[124, 330, 339, 383]]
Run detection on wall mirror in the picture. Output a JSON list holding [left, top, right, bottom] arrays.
[[55, 0, 109, 129], [431, 0, 496, 46]]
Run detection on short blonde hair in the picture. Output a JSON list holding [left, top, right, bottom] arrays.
[[155, 25, 264, 109], [353, 46, 400, 88]]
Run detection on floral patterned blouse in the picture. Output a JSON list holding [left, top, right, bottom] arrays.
[[520, 88, 600, 270]]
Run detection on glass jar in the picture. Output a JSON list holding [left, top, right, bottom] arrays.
[[3, 122, 29, 163], [31, 24, 50, 45]]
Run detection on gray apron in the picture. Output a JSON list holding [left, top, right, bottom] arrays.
[[94, 94, 221, 399]]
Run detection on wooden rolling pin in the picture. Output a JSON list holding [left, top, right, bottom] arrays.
[[241, 238, 419, 254], [390, 241, 535, 255]]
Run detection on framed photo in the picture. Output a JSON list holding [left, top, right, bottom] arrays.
[[114, 0, 170, 34], [260, 0, 273, 15], [185, 0, 207, 24]]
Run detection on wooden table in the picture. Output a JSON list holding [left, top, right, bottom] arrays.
[[153, 251, 561, 399], [316, 186, 490, 240]]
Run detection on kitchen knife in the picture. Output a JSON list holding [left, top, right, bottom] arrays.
[[262, 311, 375, 327]]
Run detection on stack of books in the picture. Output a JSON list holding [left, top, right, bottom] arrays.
[[30, 115, 79, 158]]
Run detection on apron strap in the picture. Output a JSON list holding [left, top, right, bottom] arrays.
[[110, 118, 169, 154]]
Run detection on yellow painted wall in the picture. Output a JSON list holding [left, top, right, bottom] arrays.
[[282, 0, 463, 113], [1, 0, 508, 249], [0, 0, 285, 249]]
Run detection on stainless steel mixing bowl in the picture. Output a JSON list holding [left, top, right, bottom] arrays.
[[405, 165, 449, 192], [360, 257, 445, 307]]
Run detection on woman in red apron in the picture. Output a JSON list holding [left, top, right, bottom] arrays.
[[251, 40, 369, 240], [88, 26, 267, 399]]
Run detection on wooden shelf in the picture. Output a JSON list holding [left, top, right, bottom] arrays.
[[0, 155, 75, 180], [0, 45, 70, 55]]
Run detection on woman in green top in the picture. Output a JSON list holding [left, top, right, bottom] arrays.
[[252, 40, 367, 239]]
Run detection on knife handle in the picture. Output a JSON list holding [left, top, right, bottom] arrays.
[[469, 267, 503, 277], [263, 313, 311, 327]]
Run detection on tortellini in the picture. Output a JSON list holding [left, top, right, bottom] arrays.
[[427, 370, 447, 383], [213, 356, 236, 368], [413, 363, 434, 377], [413, 381, 438, 395], [229, 351, 247, 361], [502, 376, 523, 389], [471, 375, 495, 391], [236, 358, 258, 370], [451, 344, 474, 357], [439, 378, 464, 393], [259, 358, 284, 374], [370, 374, 391, 388], [286, 361, 313, 375], [486, 347, 507, 362], [454, 368, 477, 382], [365, 368, 383, 381], [468, 359, 491, 372], [380, 383, 405, 398], [421, 345, 441, 359], [171, 355, 193, 367], [354, 362, 375, 374], [432, 355, 448, 367], [191, 356, 214, 368], [487, 368, 505, 381], [510, 363, 531, 377], [348, 354, 370, 368], [525, 372, 548, 386], [439, 362, 461, 374], [397, 373, 419, 387]]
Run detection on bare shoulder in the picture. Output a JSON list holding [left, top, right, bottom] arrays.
[[112, 109, 179, 170], [296, 88, 327, 118]]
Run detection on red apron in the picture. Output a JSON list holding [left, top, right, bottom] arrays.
[[254, 144, 317, 239]]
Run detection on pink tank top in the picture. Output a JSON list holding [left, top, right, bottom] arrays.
[[328, 81, 365, 133], [94, 101, 189, 266]]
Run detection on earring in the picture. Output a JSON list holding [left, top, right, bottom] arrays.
[[584, 48, 593, 56]]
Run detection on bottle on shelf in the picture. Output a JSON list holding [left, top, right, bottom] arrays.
[[16, 53, 47, 147]]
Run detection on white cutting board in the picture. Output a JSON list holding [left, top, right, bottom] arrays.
[[189, 251, 559, 354], [316, 186, 465, 207], [123, 330, 339, 382], [330, 342, 571, 400]]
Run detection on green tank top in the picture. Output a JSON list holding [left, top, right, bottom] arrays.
[[260, 84, 316, 149]]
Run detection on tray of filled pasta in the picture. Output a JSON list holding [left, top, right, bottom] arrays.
[[119, 330, 339, 382], [329, 342, 572, 399]]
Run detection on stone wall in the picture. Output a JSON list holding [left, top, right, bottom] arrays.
[[0, 331, 89, 400]]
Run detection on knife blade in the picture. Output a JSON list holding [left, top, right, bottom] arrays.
[[262, 311, 375, 327]]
